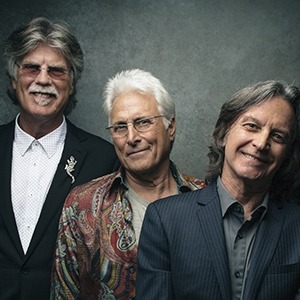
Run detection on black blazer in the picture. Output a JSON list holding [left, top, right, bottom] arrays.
[[0, 119, 119, 300], [137, 182, 300, 300]]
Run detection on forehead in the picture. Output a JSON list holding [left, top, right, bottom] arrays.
[[111, 91, 159, 120], [234, 97, 295, 129], [21, 44, 68, 66]]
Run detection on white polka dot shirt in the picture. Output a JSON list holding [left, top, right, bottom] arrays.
[[11, 115, 67, 254]]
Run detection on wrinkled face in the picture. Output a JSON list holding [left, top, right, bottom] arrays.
[[12, 44, 74, 125], [110, 91, 176, 176], [222, 96, 294, 188]]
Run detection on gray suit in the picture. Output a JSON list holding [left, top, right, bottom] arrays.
[[0, 119, 119, 299], [137, 182, 300, 300]]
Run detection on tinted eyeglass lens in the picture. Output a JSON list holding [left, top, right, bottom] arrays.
[[22, 64, 40, 76], [48, 67, 68, 78], [18, 63, 69, 79]]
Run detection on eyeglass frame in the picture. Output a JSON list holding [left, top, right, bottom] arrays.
[[15, 62, 71, 80], [106, 115, 167, 137]]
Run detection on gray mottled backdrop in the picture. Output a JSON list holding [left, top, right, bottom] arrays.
[[1, 0, 299, 179]]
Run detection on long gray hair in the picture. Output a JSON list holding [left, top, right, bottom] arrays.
[[4, 17, 84, 115], [206, 80, 300, 200]]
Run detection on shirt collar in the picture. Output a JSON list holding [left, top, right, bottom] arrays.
[[169, 160, 194, 192], [217, 176, 268, 218], [113, 161, 196, 193], [14, 114, 67, 158]]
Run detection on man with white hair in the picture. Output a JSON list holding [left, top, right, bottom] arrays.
[[51, 69, 205, 299]]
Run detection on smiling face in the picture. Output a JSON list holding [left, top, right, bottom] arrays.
[[12, 44, 74, 132], [221, 96, 295, 190], [110, 90, 176, 177]]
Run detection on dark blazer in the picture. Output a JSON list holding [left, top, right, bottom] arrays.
[[137, 182, 300, 300], [0, 119, 119, 300]]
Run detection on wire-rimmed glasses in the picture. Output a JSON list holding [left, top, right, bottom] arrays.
[[106, 115, 165, 137]]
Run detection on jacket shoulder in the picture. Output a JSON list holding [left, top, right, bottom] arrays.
[[67, 120, 113, 148], [0, 120, 14, 133]]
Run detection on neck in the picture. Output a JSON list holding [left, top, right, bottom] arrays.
[[18, 114, 64, 139], [125, 167, 178, 202], [221, 176, 268, 220]]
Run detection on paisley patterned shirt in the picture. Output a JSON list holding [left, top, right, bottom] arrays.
[[50, 162, 205, 299]]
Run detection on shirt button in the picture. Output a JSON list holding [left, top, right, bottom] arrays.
[[129, 266, 135, 274], [234, 271, 240, 278], [237, 233, 243, 239]]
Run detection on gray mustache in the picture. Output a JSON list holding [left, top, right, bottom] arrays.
[[28, 84, 59, 97]]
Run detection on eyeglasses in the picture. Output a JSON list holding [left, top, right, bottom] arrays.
[[16, 62, 70, 80], [106, 115, 165, 137]]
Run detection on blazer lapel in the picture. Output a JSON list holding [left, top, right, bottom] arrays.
[[0, 121, 24, 257], [242, 202, 283, 300], [196, 184, 231, 300], [25, 121, 88, 258]]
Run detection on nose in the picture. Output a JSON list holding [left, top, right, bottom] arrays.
[[252, 132, 270, 151], [35, 67, 52, 85], [126, 123, 141, 146]]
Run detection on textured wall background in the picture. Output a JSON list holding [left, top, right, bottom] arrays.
[[1, 0, 299, 179]]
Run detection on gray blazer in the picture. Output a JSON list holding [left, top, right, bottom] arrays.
[[137, 182, 300, 300]]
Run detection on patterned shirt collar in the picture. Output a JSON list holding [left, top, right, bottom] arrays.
[[113, 160, 204, 192]]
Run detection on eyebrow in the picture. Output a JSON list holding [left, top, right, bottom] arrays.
[[240, 115, 259, 123], [113, 116, 149, 124], [240, 115, 291, 136], [22, 61, 68, 68]]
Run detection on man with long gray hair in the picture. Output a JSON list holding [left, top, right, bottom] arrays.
[[0, 17, 118, 299]]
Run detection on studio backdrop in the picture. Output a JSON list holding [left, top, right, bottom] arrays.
[[1, 0, 299, 179]]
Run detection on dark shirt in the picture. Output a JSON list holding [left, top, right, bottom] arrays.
[[217, 177, 268, 300]]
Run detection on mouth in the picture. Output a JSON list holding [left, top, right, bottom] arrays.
[[242, 152, 268, 164], [28, 84, 59, 107], [30, 92, 57, 106], [127, 148, 148, 157], [31, 91, 56, 97], [29, 84, 58, 96]]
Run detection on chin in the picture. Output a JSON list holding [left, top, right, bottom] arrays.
[[239, 172, 267, 182], [128, 164, 152, 176]]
